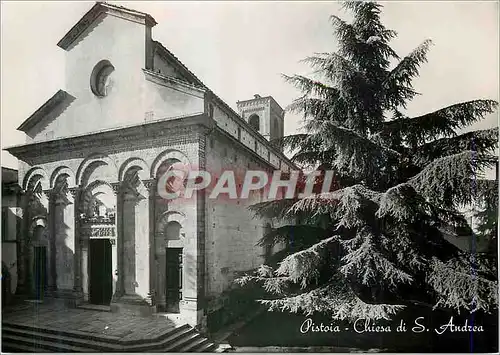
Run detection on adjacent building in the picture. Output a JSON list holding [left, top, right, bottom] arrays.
[[2, 167, 22, 305]]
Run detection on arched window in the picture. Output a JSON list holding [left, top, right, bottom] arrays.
[[248, 114, 260, 132], [165, 221, 182, 240]]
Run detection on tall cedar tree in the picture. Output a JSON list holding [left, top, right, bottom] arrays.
[[236, 2, 499, 320]]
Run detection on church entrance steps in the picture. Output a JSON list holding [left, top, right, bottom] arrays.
[[2, 303, 217, 352], [154, 312, 186, 327], [2, 322, 217, 352]]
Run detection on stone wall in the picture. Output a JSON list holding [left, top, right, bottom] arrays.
[[204, 130, 277, 300]]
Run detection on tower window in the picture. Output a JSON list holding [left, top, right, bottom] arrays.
[[248, 114, 260, 132], [238, 127, 242, 140]]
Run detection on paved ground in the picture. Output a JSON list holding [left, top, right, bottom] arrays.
[[2, 301, 178, 342]]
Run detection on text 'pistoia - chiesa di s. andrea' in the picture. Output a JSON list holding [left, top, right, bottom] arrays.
[[5, 1, 295, 329]]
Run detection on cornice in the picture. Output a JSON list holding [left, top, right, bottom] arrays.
[[6, 114, 212, 160], [237, 95, 285, 113], [237, 98, 271, 108], [57, 2, 157, 51], [143, 69, 206, 98], [17, 90, 75, 133], [212, 126, 296, 171]]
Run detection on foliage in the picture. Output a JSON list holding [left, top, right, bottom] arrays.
[[236, 1, 499, 321]]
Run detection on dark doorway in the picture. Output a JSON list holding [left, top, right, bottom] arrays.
[[89, 239, 113, 305], [33, 246, 47, 300], [166, 248, 183, 313]]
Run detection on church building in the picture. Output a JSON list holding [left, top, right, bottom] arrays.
[[5, 2, 295, 329]]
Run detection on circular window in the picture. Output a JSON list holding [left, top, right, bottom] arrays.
[[90, 60, 115, 97]]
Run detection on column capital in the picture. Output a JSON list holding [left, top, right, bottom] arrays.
[[42, 189, 52, 199], [68, 186, 80, 199], [110, 182, 121, 195], [142, 179, 156, 192]]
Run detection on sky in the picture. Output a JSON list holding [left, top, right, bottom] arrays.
[[1, 1, 498, 171]]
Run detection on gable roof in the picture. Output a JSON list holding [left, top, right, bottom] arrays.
[[57, 1, 157, 50], [17, 90, 75, 132], [151, 40, 297, 169]]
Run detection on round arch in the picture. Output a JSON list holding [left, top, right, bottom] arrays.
[[50, 166, 76, 189], [156, 211, 186, 238], [76, 153, 118, 187], [118, 157, 150, 182], [249, 114, 260, 132], [23, 167, 49, 191], [150, 149, 191, 179]]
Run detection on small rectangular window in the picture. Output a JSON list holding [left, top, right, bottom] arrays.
[[237, 127, 242, 140]]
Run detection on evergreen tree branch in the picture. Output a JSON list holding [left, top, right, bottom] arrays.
[[382, 100, 498, 146], [386, 39, 433, 87], [340, 228, 414, 287], [289, 184, 381, 229], [259, 281, 405, 321], [282, 74, 337, 97], [384, 39, 433, 108], [428, 257, 498, 313], [410, 127, 499, 167], [270, 133, 311, 151], [257, 225, 331, 250], [249, 198, 299, 220], [301, 53, 365, 89], [276, 236, 337, 288], [409, 150, 496, 207]]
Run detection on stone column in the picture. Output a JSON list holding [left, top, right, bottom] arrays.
[[144, 179, 156, 306], [69, 187, 82, 295], [131, 190, 149, 302], [44, 189, 57, 293], [24, 191, 35, 297], [81, 238, 89, 301], [111, 182, 122, 300], [26, 190, 51, 298], [15, 190, 29, 296]]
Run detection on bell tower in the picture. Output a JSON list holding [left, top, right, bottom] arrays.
[[236, 94, 285, 145]]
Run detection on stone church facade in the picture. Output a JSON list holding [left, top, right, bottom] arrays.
[[5, 2, 295, 329]]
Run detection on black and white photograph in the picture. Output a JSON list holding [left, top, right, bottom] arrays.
[[1, 1, 498, 353]]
